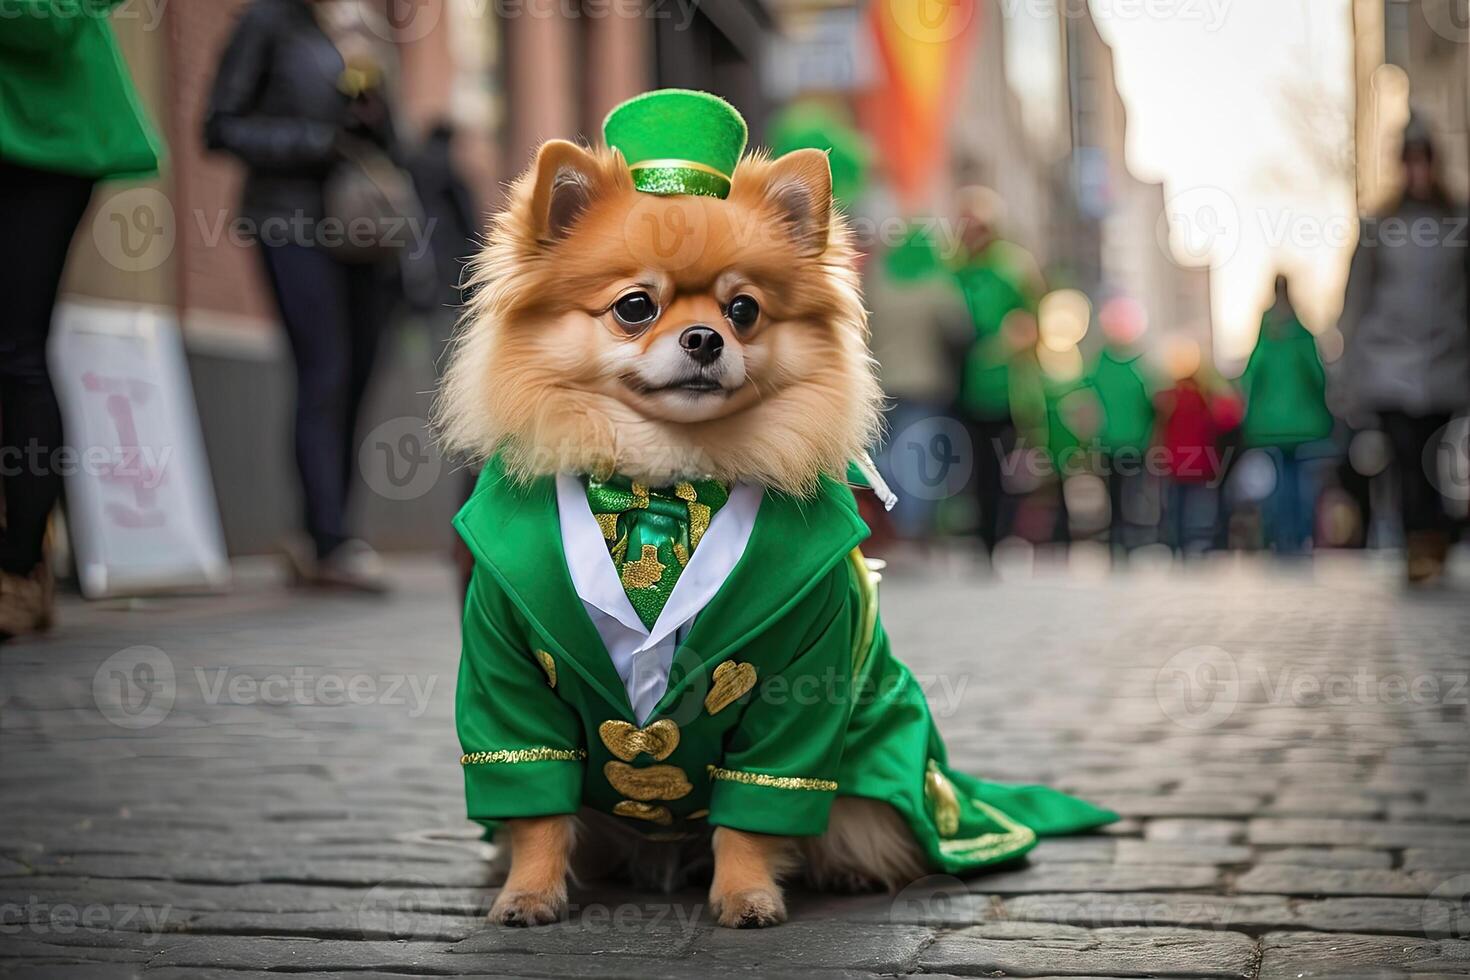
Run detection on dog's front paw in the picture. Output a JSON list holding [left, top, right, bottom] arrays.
[[711, 887, 787, 928], [489, 888, 567, 927]]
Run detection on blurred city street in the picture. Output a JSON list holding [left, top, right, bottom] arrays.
[[3, 552, 1469, 979]]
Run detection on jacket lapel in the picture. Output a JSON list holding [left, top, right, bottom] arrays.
[[453, 459, 637, 720], [651, 475, 870, 718]]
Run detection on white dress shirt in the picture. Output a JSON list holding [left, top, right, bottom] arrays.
[[555, 474, 762, 723]]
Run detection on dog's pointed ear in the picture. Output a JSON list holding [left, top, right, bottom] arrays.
[[528, 139, 602, 244], [761, 148, 833, 257]]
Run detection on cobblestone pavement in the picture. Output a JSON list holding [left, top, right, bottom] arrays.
[[2, 552, 1469, 979]]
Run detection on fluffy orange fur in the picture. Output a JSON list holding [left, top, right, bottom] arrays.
[[434, 142, 882, 497]]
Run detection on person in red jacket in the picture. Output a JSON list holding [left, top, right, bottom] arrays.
[[1154, 338, 1233, 555]]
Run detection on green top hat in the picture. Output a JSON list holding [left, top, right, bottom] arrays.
[[603, 89, 748, 199]]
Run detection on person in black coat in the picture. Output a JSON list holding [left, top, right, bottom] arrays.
[[204, 0, 402, 592]]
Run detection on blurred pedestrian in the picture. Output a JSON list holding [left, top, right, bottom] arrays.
[[1088, 298, 1157, 553], [205, 0, 411, 592], [1240, 275, 1333, 555], [951, 187, 1043, 553], [1338, 119, 1470, 583], [867, 224, 969, 543], [0, 1, 161, 641], [1154, 338, 1226, 556]]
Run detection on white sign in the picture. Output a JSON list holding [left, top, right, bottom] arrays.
[[49, 301, 229, 598]]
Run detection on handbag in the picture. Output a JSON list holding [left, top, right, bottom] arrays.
[[322, 135, 424, 265]]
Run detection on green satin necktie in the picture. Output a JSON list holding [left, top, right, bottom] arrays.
[[584, 475, 730, 629]]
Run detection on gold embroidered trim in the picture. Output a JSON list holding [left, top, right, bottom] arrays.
[[595, 512, 620, 541], [460, 747, 586, 765], [848, 548, 880, 675], [936, 797, 1037, 860], [706, 765, 837, 792]]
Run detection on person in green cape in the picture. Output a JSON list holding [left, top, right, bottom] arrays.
[[1240, 275, 1333, 554], [441, 89, 1116, 928]]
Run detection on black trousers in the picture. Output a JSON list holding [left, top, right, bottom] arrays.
[[0, 161, 95, 575], [971, 416, 1015, 553], [257, 241, 388, 559], [1379, 409, 1452, 536]]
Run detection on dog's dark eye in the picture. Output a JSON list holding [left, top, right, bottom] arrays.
[[726, 294, 760, 330], [611, 291, 657, 331]]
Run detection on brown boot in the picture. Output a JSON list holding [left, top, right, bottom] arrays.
[[0, 564, 55, 642], [1406, 530, 1448, 585]]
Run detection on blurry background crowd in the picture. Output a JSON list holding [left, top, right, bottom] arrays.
[[1, 0, 1468, 625]]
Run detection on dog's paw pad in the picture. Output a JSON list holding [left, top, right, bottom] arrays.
[[713, 887, 786, 929], [489, 889, 566, 927]]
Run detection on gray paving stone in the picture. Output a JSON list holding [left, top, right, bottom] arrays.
[[1236, 865, 1452, 897], [1257, 930, 1470, 978], [1114, 840, 1252, 865], [920, 921, 1257, 978], [1258, 847, 1394, 869], [1001, 891, 1459, 936], [1407, 849, 1470, 871], [1144, 820, 1249, 844], [973, 863, 1221, 893], [1249, 819, 1470, 848], [684, 921, 934, 972]]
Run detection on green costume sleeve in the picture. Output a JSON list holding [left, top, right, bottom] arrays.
[[457, 567, 587, 825], [707, 563, 853, 838]]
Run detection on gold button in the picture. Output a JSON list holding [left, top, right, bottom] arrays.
[[604, 761, 692, 801], [612, 800, 672, 825], [599, 718, 679, 761]]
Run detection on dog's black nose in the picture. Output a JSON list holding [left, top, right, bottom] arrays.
[[679, 325, 724, 365]]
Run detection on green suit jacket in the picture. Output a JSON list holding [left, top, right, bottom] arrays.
[[454, 457, 1115, 873]]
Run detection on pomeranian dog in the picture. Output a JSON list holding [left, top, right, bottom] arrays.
[[436, 92, 1111, 929]]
